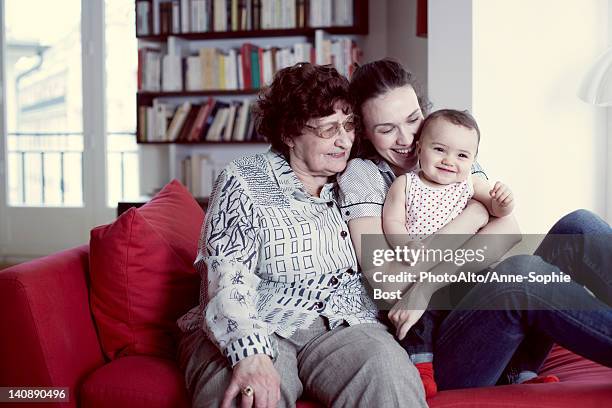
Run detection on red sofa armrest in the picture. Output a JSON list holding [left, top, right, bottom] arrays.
[[0, 245, 105, 407]]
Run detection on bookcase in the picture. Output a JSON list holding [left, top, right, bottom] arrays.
[[135, 0, 369, 197]]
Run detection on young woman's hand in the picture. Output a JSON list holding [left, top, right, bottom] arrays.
[[221, 354, 281, 408], [464, 199, 490, 231], [388, 283, 433, 340]]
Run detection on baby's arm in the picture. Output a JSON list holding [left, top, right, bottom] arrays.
[[472, 177, 515, 217], [382, 175, 412, 248]]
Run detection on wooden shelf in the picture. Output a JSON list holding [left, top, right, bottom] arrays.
[[137, 26, 367, 42], [137, 140, 268, 145]]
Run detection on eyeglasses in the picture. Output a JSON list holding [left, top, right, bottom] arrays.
[[304, 114, 356, 139]]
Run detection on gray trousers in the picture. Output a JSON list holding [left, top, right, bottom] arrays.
[[178, 317, 427, 408]]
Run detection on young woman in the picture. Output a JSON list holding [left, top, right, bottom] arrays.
[[339, 58, 612, 395]]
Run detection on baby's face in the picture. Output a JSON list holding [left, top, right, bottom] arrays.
[[417, 118, 479, 185]]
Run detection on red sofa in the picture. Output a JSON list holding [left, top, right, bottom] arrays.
[[1, 182, 611, 407]]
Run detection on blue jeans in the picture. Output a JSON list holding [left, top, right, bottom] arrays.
[[433, 210, 612, 389]]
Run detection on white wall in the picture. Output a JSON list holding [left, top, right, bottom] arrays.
[[428, 0, 473, 111], [360, 0, 388, 61], [474, 0, 608, 232], [387, 0, 428, 93], [429, 0, 609, 232]]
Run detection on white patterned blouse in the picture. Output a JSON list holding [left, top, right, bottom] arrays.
[[177, 149, 379, 367]]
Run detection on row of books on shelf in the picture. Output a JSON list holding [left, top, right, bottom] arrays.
[[136, 0, 354, 36], [138, 33, 359, 91], [180, 153, 226, 197], [138, 98, 265, 142]]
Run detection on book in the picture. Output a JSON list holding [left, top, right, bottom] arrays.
[[227, 48, 239, 90], [240, 43, 254, 89], [180, 0, 190, 33], [160, 1, 173, 34], [162, 54, 183, 91], [136, 1, 151, 36], [138, 47, 162, 91], [205, 102, 230, 141], [250, 46, 261, 89], [171, 1, 181, 33], [237, 51, 244, 89], [199, 97, 219, 139], [223, 101, 238, 141], [252, 0, 261, 30], [188, 98, 215, 141], [138, 105, 148, 141], [245, 111, 256, 141], [218, 51, 226, 89], [191, 0, 201, 32], [214, 0, 227, 31], [231, 0, 239, 31], [245, 0, 252, 30], [146, 106, 155, 141], [166, 101, 192, 141], [186, 56, 203, 91], [232, 99, 249, 141], [197, 154, 215, 197], [199, 47, 217, 90], [261, 48, 273, 85], [190, 153, 202, 195], [296, 0, 305, 28], [176, 103, 201, 141], [152, 100, 174, 141], [153, 0, 161, 34]]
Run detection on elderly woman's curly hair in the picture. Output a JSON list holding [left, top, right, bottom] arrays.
[[253, 62, 351, 159]]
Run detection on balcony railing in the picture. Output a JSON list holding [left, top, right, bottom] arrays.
[[107, 132, 139, 206], [7, 131, 138, 207]]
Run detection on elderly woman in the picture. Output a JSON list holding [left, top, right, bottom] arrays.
[[339, 58, 612, 394], [176, 63, 426, 408]]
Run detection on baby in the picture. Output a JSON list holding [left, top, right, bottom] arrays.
[[382, 109, 514, 397]]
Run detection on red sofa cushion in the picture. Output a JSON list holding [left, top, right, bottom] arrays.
[[80, 356, 190, 408], [89, 180, 203, 360]]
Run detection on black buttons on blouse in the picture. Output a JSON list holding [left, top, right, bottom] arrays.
[[327, 201, 334, 208], [346, 268, 355, 275], [345, 210, 350, 216], [315, 301, 325, 310], [340, 230, 348, 238], [330, 276, 339, 286]]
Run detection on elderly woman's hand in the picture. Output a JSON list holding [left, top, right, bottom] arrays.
[[221, 354, 281, 408]]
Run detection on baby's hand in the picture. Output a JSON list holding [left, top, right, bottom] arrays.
[[388, 284, 432, 340], [489, 181, 514, 208]]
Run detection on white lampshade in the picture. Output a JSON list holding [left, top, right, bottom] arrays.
[[578, 47, 612, 106]]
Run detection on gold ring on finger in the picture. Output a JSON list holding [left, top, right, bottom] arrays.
[[242, 385, 254, 397]]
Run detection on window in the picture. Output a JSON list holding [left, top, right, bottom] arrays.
[[105, 0, 139, 206], [4, 0, 83, 206], [3, 0, 140, 208]]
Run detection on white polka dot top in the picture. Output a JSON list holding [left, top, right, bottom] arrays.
[[405, 170, 474, 240]]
